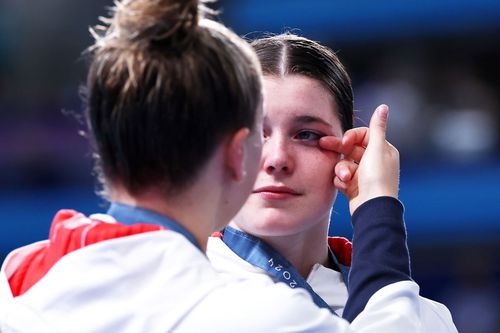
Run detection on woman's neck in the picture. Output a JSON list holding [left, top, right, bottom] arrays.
[[257, 223, 330, 279], [110, 183, 219, 253]]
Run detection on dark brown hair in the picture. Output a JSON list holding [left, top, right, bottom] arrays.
[[251, 33, 353, 132], [84, 0, 262, 195]]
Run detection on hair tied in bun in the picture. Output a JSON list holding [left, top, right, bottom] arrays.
[[92, 0, 215, 51]]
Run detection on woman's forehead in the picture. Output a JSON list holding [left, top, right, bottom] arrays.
[[262, 75, 340, 125]]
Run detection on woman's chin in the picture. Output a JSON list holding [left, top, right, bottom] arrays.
[[249, 219, 305, 238]]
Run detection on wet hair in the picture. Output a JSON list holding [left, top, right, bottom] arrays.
[[83, 0, 262, 195], [251, 33, 353, 132]]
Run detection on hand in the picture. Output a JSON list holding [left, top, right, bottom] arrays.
[[319, 104, 399, 215]]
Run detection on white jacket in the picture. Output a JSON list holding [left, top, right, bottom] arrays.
[[0, 206, 456, 332], [208, 236, 457, 332]]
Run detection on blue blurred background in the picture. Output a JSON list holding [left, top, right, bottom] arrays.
[[0, 1, 499, 331]]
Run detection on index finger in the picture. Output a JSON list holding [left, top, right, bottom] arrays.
[[319, 136, 347, 154]]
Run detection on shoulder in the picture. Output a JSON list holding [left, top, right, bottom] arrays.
[[178, 278, 351, 332], [3, 234, 351, 333], [2, 232, 225, 332], [207, 236, 274, 283]]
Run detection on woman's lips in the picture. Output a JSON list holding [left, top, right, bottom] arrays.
[[252, 186, 301, 200]]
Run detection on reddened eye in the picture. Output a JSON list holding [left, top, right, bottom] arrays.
[[294, 130, 323, 141]]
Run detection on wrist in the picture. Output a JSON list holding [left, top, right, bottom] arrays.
[[349, 185, 398, 215], [350, 195, 400, 217]]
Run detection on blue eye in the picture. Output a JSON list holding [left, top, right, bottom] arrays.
[[295, 130, 322, 141]]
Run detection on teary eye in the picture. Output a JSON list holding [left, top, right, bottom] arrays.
[[295, 130, 322, 141]]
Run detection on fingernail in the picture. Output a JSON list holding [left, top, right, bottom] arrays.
[[378, 105, 389, 121]]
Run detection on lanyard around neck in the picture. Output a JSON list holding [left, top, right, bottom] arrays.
[[222, 226, 337, 314], [107, 202, 200, 250]]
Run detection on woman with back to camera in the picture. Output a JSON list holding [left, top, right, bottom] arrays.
[[207, 33, 458, 332], [1, 1, 450, 331]]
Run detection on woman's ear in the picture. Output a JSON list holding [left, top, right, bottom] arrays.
[[225, 128, 250, 181]]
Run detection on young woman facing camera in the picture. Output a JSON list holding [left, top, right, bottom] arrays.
[[208, 34, 457, 331]]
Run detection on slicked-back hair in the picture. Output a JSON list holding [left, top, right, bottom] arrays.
[[252, 34, 353, 132]]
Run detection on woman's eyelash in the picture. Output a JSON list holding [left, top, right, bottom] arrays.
[[295, 130, 323, 141]]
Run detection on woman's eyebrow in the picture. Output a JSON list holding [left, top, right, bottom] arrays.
[[291, 115, 342, 138], [292, 115, 331, 127]]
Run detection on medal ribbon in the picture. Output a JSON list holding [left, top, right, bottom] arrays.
[[223, 226, 347, 314]]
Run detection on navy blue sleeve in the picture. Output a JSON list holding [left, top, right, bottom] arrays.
[[342, 196, 412, 322]]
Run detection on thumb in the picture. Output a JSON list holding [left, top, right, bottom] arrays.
[[368, 104, 389, 145]]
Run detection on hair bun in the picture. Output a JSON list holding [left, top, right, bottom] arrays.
[[112, 0, 201, 48]]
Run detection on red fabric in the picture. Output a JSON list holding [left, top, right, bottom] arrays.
[[211, 231, 223, 239], [8, 209, 163, 297], [328, 236, 352, 267]]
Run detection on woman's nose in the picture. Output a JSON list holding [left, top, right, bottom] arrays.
[[262, 135, 294, 175]]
